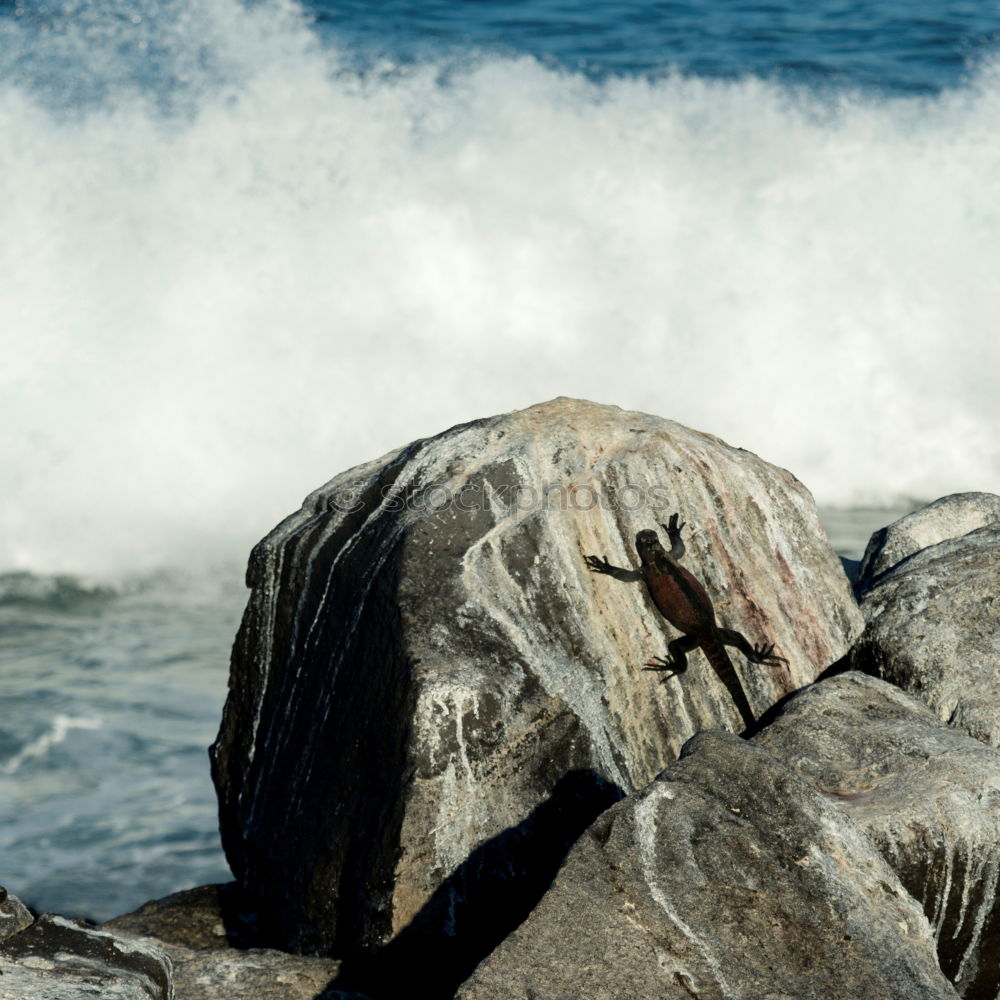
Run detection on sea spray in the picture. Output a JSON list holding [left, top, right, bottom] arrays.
[[2, 0, 998, 577]]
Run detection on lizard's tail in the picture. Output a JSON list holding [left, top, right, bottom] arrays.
[[702, 637, 756, 732]]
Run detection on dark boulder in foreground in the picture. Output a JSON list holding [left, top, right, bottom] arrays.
[[0, 911, 172, 1000], [850, 522, 1000, 745], [755, 672, 1000, 998], [210, 397, 861, 976], [456, 730, 958, 1000]]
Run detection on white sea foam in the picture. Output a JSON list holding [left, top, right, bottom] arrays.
[[2, 0, 999, 574], [3, 715, 104, 775]]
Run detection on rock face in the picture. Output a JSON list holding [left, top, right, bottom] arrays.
[[210, 397, 861, 977], [103, 885, 345, 1000], [850, 523, 1000, 745], [0, 913, 173, 1000], [754, 672, 1000, 998], [456, 730, 958, 1000], [856, 493, 1000, 594]]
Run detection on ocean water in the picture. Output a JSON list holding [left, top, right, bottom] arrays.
[[0, 570, 246, 920], [2, 0, 998, 921]]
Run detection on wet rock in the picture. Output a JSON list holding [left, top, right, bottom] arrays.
[[0, 886, 33, 942], [104, 884, 343, 1000], [210, 397, 861, 976], [850, 523, 1000, 745], [856, 493, 1000, 595], [456, 730, 957, 1000], [0, 913, 172, 999], [754, 671, 1000, 998]]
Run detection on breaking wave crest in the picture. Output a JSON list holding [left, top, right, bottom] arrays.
[[3, 0, 999, 574]]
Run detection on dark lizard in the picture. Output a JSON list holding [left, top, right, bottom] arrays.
[[584, 514, 786, 730]]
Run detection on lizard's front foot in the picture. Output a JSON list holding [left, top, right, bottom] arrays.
[[642, 655, 683, 679], [584, 554, 614, 574], [750, 643, 788, 666], [659, 512, 685, 538]]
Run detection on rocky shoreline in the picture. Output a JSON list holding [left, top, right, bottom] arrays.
[[2, 398, 998, 999]]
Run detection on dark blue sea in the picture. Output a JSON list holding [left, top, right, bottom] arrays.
[[1, 0, 998, 921]]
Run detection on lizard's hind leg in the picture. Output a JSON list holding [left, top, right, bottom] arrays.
[[718, 628, 787, 666], [643, 633, 699, 678]]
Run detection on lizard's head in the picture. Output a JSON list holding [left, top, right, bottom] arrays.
[[634, 529, 664, 565]]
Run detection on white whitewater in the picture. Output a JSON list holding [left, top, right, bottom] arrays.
[[1, 0, 998, 578]]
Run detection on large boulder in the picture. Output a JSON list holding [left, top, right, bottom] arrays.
[[0, 913, 173, 1000], [856, 493, 1000, 594], [210, 398, 861, 976], [456, 730, 958, 1000], [850, 523, 1000, 744], [754, 672, 1000, 997]]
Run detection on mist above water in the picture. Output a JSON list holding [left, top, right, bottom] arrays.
[[3, 0, 999, 576]]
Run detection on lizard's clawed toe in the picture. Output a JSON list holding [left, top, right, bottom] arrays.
[[642, 655, 680, 678], [753, 642, 788, 666]]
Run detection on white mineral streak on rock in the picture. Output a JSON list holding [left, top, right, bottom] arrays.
[[954, 852, 999, 984], [928, 842, 954, 941], [418, 683, 490, 877], [50, 916, 174, 971], [243, 540, 284, 763], [947, 836, 997, 952], [18, 956, 56, 970], [953, 847, 976, 941], [633, 784, 739, 1000], [0, 916, 173, 1000], [291, 468, 404, 688], [244, 451, 413, 812]]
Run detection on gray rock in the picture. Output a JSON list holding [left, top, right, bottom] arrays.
[[0, 887, 33, 942], [456, 730, 958, 1000], [0, 913, 172, 999], [210, 398, 861, 975], [104, 885, 344, 1000], [754, 671, 1000, 998], [134, 945, 340, 1000], [103, 884, 232, 951], [857, 493, 1000, 595], [850, 523, 1000, 745]]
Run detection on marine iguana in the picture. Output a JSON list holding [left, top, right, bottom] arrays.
[[584, 514, 786, 730]]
